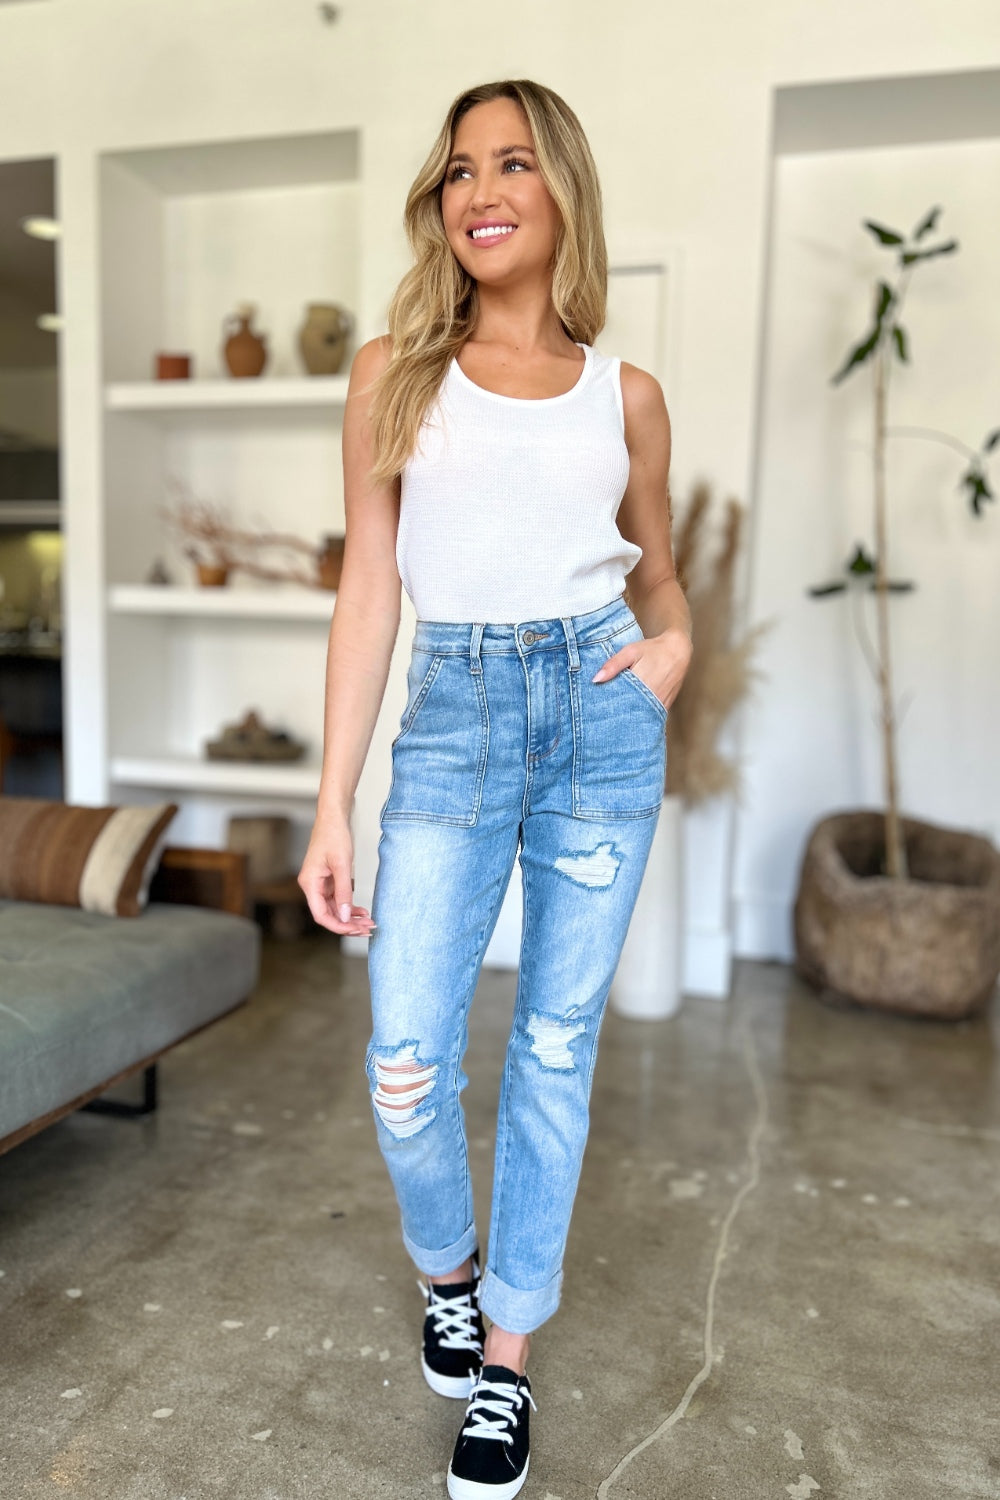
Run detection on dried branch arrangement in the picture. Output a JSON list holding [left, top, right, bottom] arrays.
[[161, 478, 326, 588], [665, 480, 772, 805]]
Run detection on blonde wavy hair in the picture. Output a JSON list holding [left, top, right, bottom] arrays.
[[368, 79, 608, 483]]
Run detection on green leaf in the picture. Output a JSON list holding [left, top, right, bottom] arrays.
[[807, 581, 848, 597], [900, 239, 959, 266], [983, 427, 1000, 454], [961, 469, 994, 517], [892, 325, 908, 362], [831, 328, 879, 384], [847, 543, 875, 575], [863, 219, 904, 246], [912, 206, 941, 241]]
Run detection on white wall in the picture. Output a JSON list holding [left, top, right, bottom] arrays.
[[734, 136, 1000, 960], [1, 0, 997, 996]]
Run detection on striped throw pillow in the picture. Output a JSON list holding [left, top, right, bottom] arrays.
[[0, 797, 178, 917]]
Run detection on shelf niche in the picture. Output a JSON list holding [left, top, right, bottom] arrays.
[[100, 127, 360, 387]]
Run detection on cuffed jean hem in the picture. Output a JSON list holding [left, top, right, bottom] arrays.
[[478, 1267, 563, 1335], [402, 1221, 479, 1278]]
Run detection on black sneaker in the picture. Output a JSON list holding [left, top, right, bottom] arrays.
[[420, 1257, 485, 1399], [447, 1363, 536, 1500]]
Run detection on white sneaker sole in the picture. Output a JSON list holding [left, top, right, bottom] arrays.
[[447, 1455, 529, 1500], [421, 1355, 479, 1400]]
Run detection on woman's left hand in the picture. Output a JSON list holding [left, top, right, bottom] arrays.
[[591, 626, 692, 712]]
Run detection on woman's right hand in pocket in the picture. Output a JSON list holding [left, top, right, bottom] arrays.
[[298, 814, 376, 937]]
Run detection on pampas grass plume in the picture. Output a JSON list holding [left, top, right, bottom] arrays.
[[666, 480, 772, 804]]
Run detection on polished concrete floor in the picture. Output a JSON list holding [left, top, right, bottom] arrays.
[[2, 936, 998, 1500]]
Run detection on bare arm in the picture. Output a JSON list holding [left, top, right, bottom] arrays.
[[298, 335, 402, 934], [593, 362, 693, 708]]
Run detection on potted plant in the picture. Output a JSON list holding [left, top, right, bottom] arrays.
[[793, 206, 1000, 1019], [161, 478, 337, 590], [611, 482, 771, 1019], [162, 487, 237, 586]]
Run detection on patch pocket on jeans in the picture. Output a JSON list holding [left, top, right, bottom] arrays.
[[620, 664, 670, 725], [571, 636, 666, 820], [383, 653, 489, 827], [392, 651, 443, 745]]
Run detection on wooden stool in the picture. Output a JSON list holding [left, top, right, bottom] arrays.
[[226, 814, 314, 941], [250, 874, 311, 940]]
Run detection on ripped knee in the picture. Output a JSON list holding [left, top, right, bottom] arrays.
[[553, 840, 621, 889], [370, 1043, 439, 1139], [526, 1011, 587, 1071]]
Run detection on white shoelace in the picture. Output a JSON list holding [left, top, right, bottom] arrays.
[[421, 1278, 483, 1353], [460, 1375, 537, 1445]]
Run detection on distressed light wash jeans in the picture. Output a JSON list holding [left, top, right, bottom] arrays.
[[366, 594, 666, 1335]]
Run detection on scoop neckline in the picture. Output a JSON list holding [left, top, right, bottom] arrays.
[[449, 342, 593, 405]]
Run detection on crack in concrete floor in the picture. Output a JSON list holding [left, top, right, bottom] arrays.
[[596, 1013, 769, 1498]]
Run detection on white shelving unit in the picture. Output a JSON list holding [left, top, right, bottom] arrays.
[[98, 126, 360, 842], [108, 584, 336, 621], [110, 755, 322, 798], [105, 375, 349, 411]]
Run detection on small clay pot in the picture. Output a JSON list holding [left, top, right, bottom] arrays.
[[317, 534, 345, 590], [299, 303, 352, 376], [155, 353, 192, 380], [223, 304, 268, 378], [196, 563, 230, 587]]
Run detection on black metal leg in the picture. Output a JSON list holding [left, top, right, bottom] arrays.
[[82, 1063, 158, 1118]]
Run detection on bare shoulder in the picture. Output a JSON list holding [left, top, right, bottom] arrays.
[[349, 334, 394, 391], [619, 361, 670, 454], [619, 361, 668, 420]]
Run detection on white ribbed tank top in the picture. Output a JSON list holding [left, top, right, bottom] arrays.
[[396, 342, 641, 623]]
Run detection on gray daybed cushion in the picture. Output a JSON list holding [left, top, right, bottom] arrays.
[[0, 900, 261, 1142]]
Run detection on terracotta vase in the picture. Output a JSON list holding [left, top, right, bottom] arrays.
[[298, 303, 352, 376], [222, 305, 268, 378], [196, 563, 229, 587], [317, 534, 345, 590]]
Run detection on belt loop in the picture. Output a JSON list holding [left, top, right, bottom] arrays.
[[561, 616, 580, 672], [470, 622, 484, 675]]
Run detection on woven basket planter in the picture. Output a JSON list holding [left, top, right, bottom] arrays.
[[793, 810, 1000, 1020]]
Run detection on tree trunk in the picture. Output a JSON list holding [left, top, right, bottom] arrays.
[[873, 346, 908, 878]]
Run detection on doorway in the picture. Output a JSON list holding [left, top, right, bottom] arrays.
[[0, 154, 63, 797]]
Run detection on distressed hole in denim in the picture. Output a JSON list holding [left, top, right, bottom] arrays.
[[553, 840, 621, 889], [526, 1011, 587, 1071], [372, 1045, 438, 1139]]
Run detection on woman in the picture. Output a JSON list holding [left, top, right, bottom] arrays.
[[299, 78, 692, 1500]]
